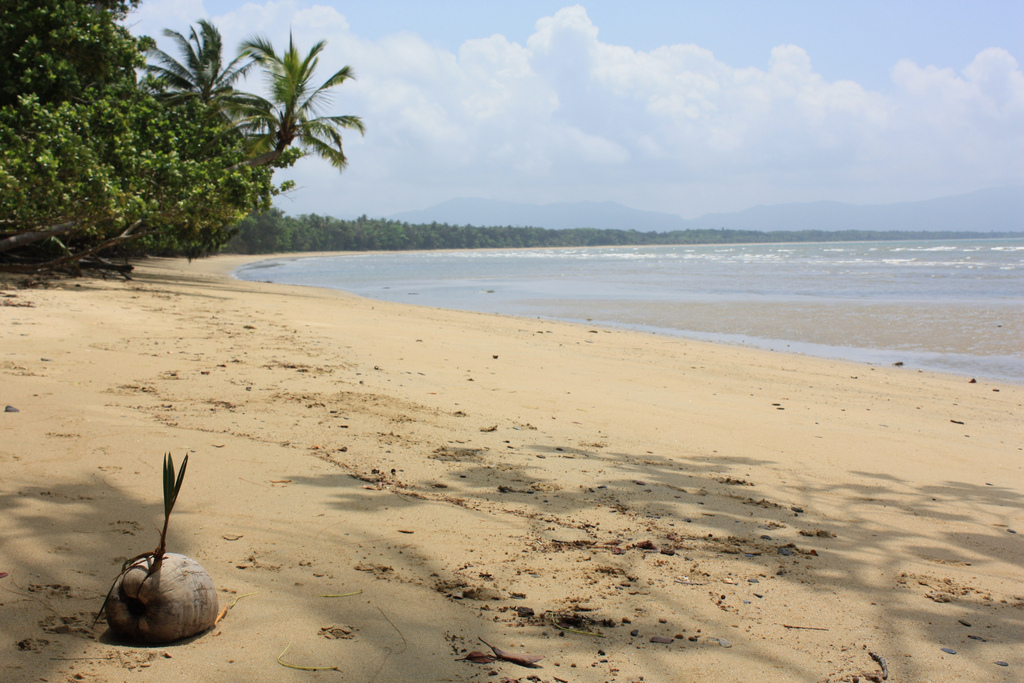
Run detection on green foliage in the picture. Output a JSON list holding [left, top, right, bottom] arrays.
[[0, 0, 142, 108], [0, 86, 276, 266], [224, 211, 1019, 254]]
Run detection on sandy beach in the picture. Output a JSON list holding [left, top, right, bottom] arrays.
[[1, 255, 1021, 682]]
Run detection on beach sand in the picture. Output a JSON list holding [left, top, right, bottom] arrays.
[[1, 255, 1020, 682]]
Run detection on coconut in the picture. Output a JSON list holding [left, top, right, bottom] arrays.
[[104, 553, 219, 643], [98, 453, 219, 644]]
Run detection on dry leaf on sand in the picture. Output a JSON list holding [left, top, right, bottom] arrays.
[[458, 651, 497, 664]]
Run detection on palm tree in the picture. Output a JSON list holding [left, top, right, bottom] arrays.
[[145, 19, 254, 114], [231, 34, 365, 169]]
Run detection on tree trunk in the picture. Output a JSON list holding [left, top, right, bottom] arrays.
[[229, 148, 283, 170], [0, 221, 78, 255]]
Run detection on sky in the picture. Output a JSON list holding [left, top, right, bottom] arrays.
[[125, 1, 1024, 220]]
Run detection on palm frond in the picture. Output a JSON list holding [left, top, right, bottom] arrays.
[[148, 20, 257, 114], [319, 65, 356, 90], [239, 34, 279, 64], [145, 48, 200, 90], [322, 114, 366, 134], [219, 52, 257, 86], [302, 133, 349, 169], [298, 66, 357, 118]]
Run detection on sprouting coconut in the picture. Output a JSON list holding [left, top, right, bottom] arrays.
[[97, 453, 219, 643]]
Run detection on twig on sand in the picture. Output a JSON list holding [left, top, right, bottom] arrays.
[[779, 623, 829, 631], [550, 615, 605, 637], [276, 642, 340, 672], [869, 651, 889, 680], [50, 657, 110, 661], [369, 606, 408, 683], [322, 590, 363, 598], [215, 590, 259, 625]]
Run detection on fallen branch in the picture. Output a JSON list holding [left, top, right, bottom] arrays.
[[779, 623, 829, 631], [1, 222, 158, 274]]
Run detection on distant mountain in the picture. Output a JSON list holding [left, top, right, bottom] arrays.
[[388, 186, 1023, 233], [686, 186, 1024, 232]]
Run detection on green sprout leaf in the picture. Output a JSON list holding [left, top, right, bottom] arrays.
[[156, 452, 188, 559], [162, 452, 188, 519]]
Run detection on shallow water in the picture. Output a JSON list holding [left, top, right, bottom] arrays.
[[235, 239, 1024, 382]]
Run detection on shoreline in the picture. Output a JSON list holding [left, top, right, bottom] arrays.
[[2, 256, 1021, 682], [227, 249, 1024, 385]]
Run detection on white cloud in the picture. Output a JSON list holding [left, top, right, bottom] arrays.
[[124, 0, 207, 36], [129, 2, 1024, 218]]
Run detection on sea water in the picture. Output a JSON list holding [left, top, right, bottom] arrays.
[[234, 239, 1024, 382]]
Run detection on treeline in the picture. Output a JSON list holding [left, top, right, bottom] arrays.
[[223, 209, 1018, 253]]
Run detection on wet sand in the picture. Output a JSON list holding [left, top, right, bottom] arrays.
[[1, 255, 1021, 682]]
